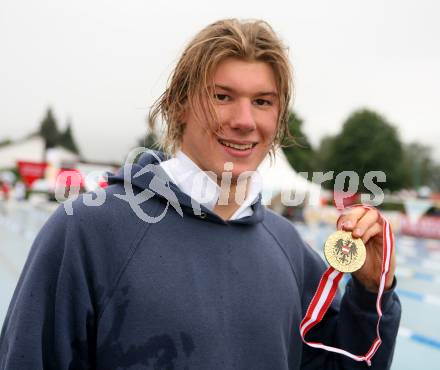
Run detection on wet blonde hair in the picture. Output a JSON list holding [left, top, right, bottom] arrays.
[[148, 18, 293, 154]]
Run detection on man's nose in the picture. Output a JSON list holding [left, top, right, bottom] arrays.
[[229, 99, 256, 131]]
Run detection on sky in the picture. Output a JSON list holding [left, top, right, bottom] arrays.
[[1, 0, 439, 163]]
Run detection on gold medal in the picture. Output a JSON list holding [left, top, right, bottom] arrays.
[[324, 230, 366, 273]]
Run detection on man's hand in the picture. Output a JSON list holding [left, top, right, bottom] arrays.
[[336, 207, 395, 292]]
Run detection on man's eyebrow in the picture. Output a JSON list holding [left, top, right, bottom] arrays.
[[214, 84, 278, 97]]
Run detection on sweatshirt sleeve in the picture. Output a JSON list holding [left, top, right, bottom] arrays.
[[299, 241, 402, 370], [0, 205, 95, 369]]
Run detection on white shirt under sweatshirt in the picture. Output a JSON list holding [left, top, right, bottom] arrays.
[[160, 150, 262, 220]]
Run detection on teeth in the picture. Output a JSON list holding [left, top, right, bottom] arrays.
[[220, 140, 254, 150]]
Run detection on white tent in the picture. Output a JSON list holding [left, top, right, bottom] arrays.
[[46, 146, 79, 166], [0, 136, 79, 170], [0, 137, 45, 169], [258, 148, 324, 207]]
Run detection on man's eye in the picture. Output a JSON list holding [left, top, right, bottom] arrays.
[[254, 98, 272, 106], [214, 94, 230, 102]]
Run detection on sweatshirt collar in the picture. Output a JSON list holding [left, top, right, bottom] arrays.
[[160, 150, 262, 220]]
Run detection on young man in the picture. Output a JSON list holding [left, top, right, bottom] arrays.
[[0, 19, 400, 369]]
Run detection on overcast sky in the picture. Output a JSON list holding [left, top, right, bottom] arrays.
[[1, 0, 439, 163]]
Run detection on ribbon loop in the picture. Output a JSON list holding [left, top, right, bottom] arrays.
[[299, 205, 394, 366]]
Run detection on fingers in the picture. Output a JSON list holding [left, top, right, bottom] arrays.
[[336, 206, 366, 231], [360, 222, 382, 244], [352, 209, 380, 238], [337, 207, 382, 243]]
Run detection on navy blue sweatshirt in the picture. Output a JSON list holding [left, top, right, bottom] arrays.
[[0, 151, 401, 369]]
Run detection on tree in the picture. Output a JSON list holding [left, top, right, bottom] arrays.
[[314, 135, 336, 173], [39, 108, 60, 150], [401, 142, 436, 190], [430, 162, 440, 192], [133, 130, 161, 163], [0, 138, 12, 148], [59, 120, 80, 155], [137, 130, 160, 151], [282, 111, 316, 173], [319, 109, 405, 191], [403, 142, 433, 189]]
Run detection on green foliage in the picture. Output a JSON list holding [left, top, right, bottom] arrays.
[[277, 108, 438, 193], [137, 130, 160, 151], [38, 108, 81, 157], [314, 136, 335, 174], [282, 111, 316, 173], [0, 138, 12, 148], [59, 122, 80, 155], [39, 108, 60, 149], [401, 142, 437, 191], [317, 109, 405, 191], [377, 201, 405, 213], [133, 130, 161, 163], [429, 163, 440, 192]]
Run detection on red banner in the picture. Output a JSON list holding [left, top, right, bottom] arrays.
[[400, 216, 440, 239], [17, 161, 48, 188]]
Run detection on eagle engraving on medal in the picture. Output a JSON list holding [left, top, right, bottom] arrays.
[[324, 231, 366, 273]]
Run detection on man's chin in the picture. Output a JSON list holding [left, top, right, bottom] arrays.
[[231, 166, 259, 183], [210, 161, 259, 182]]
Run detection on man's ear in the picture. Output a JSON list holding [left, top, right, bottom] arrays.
[[178, 105, 188, 126], [176, 108, 187, 138]]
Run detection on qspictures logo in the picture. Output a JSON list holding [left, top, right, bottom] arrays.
[[56, 147, 387, 222]]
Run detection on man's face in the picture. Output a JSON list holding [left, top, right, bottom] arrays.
[[181, 57, 279, 181]]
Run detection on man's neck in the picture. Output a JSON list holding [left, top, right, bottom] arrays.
[[160, 149, 260, 221], [178, 148, 252, 220], [214, 181, 249, 220]]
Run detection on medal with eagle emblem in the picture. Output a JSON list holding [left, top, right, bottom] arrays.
[[324, 231, 366, 273]]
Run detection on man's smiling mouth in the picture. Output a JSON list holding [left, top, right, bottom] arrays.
[[218, 139, 257, 151]]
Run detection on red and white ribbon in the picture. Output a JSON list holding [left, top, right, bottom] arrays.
[[299, 205, 394, 366]]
